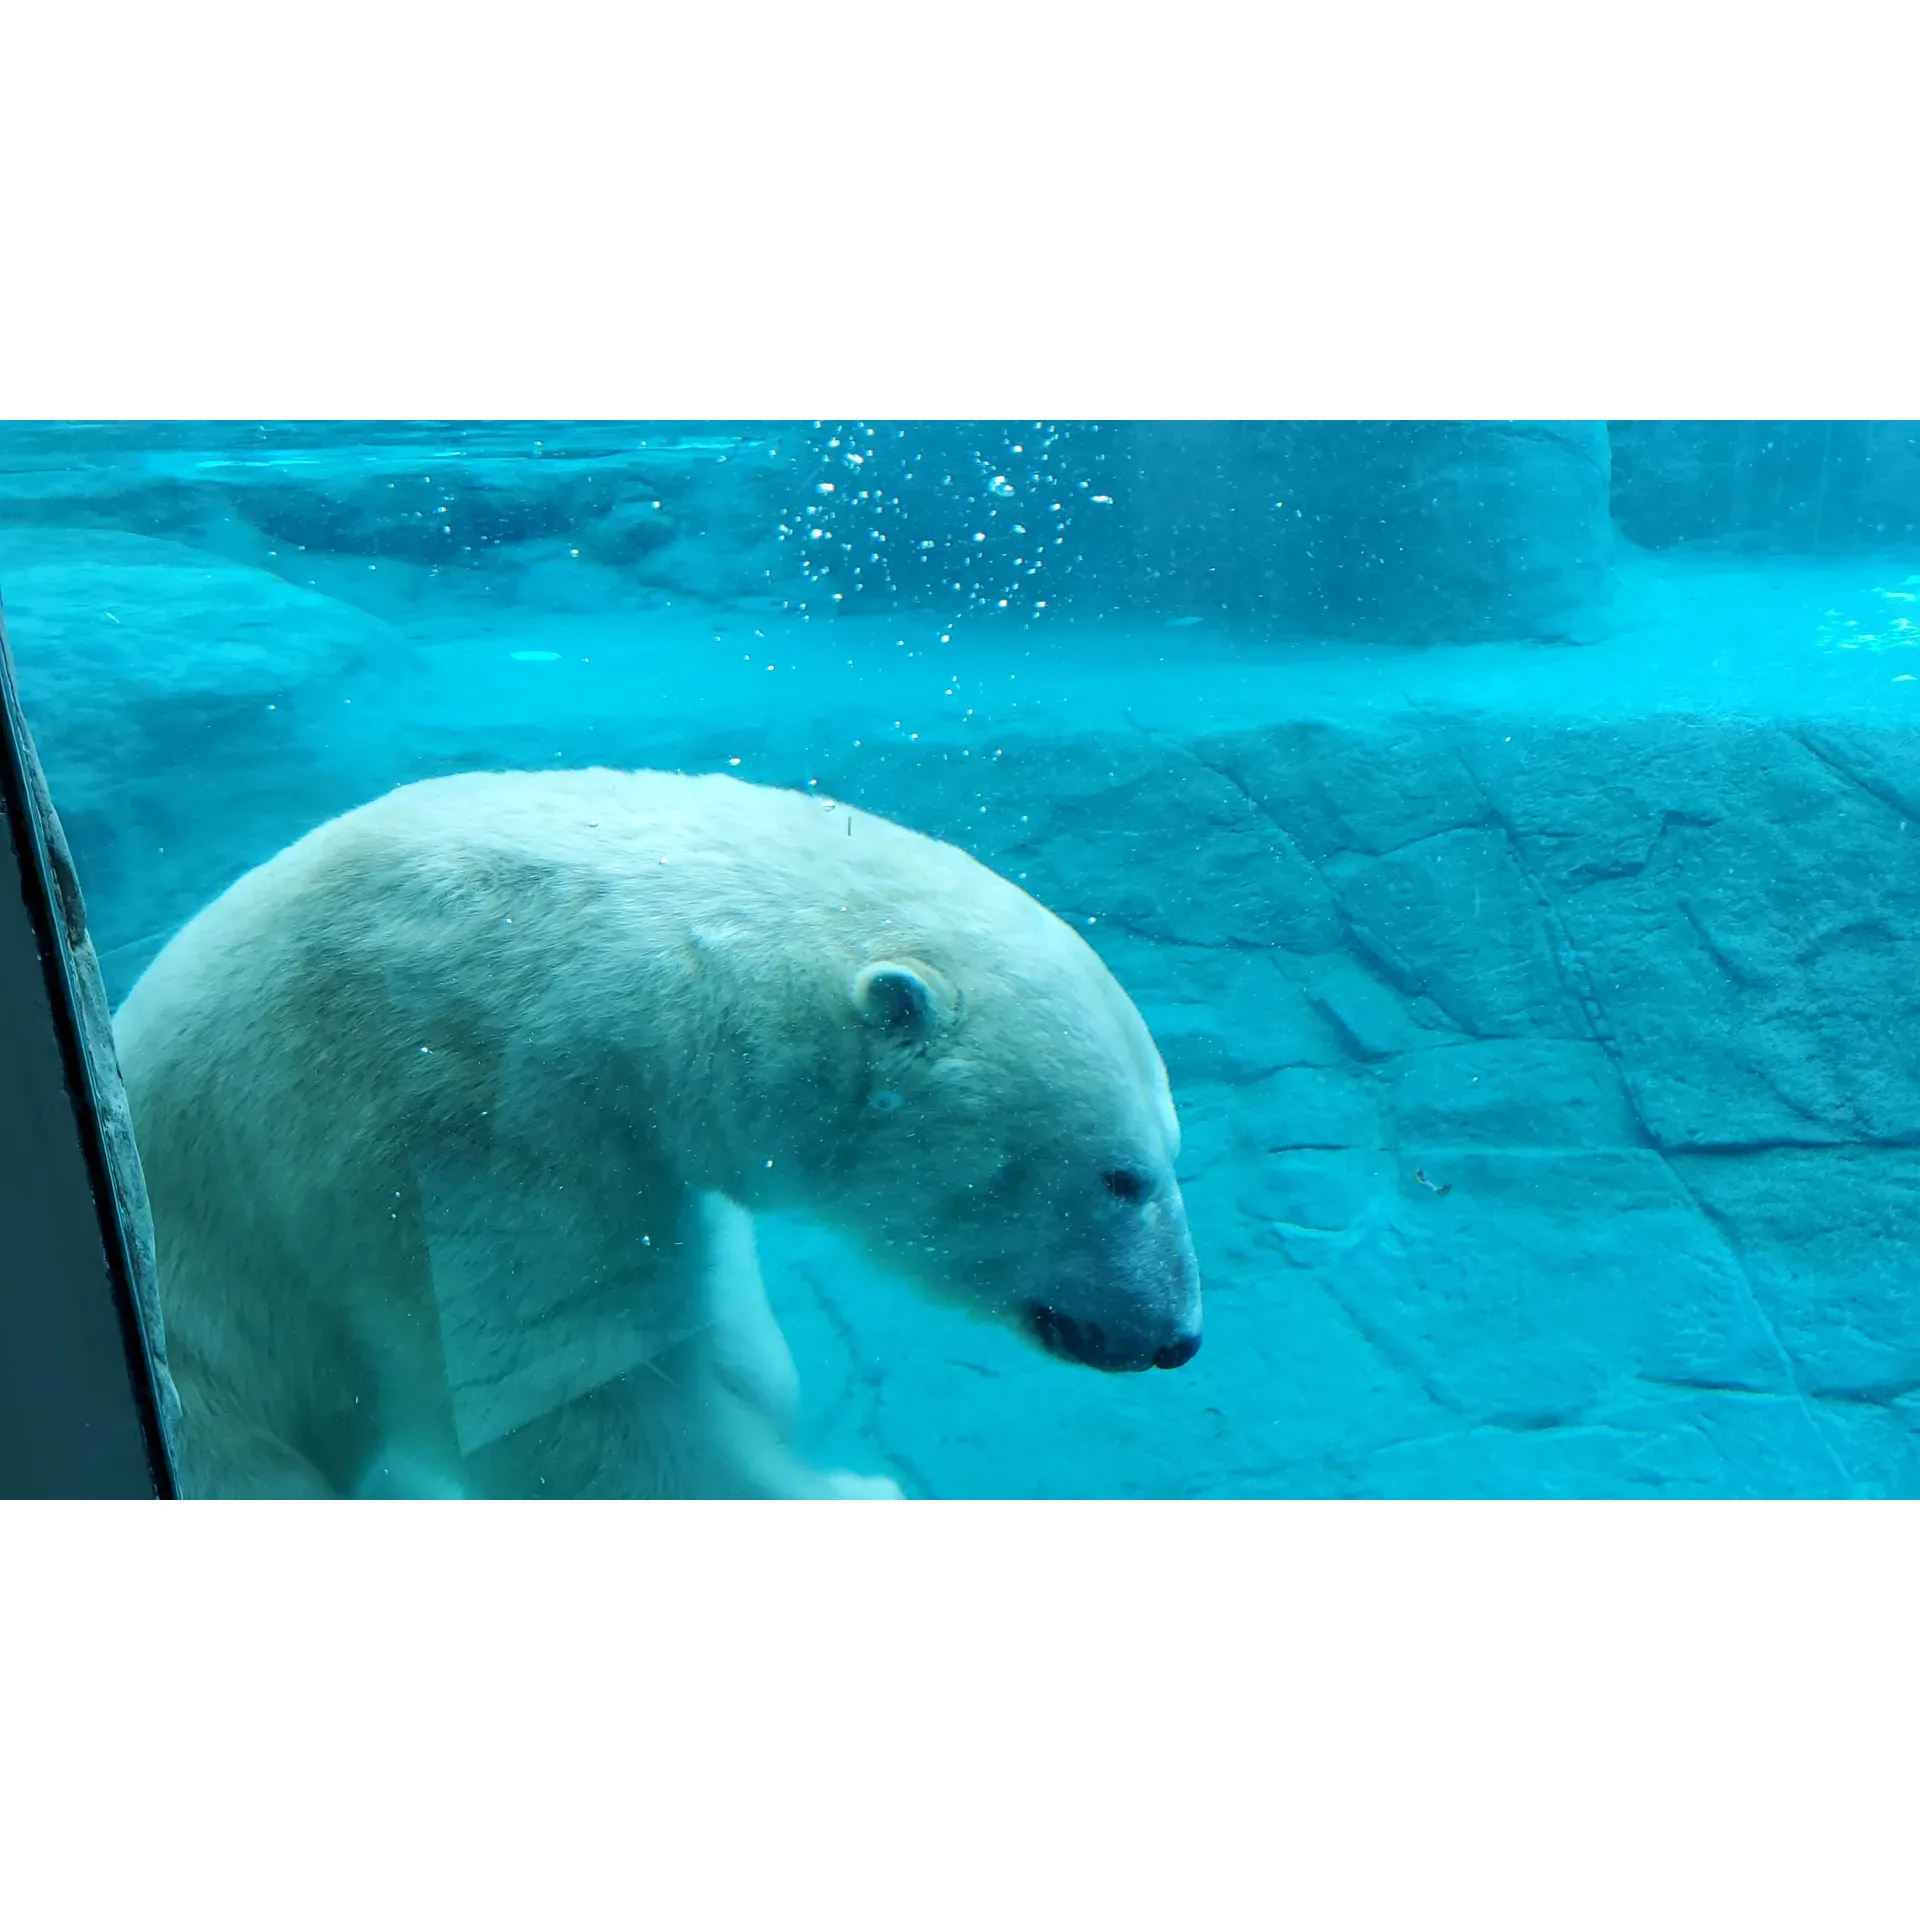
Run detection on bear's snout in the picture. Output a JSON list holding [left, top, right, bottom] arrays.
[[1025, 1301, 1203, 1373], [1019, 1171, 1205, 1373]]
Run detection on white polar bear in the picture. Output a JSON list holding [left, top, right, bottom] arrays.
[[113, 770, 1202, 1498]]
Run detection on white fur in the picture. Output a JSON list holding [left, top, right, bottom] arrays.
[[114, 770, 1197, 1498]]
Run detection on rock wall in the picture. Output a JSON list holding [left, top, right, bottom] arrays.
[[1611, 422, 1920, 555], [759, 702, 1920, 1497], [794, 421, 1615, 643]]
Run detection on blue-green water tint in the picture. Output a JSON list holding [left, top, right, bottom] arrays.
[[3, 420, 1918, 1497]]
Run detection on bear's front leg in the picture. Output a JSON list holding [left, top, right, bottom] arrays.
[[691, 1194, 905, 1500], [453, 1191, 902, 1499]]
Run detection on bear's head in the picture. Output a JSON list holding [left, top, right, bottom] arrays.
[[829, 916, 1202, 1374]]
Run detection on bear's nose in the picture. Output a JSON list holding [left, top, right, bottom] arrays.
[[1153, 1330, 1201, 1369]]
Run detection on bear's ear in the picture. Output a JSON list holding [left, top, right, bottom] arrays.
[[850, 960, 959, 1041]]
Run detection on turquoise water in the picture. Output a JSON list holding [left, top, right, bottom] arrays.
[[3, 420, 1918, 1497]]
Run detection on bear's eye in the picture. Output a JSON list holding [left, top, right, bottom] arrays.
[[1102, 1168, 1152, 1204]]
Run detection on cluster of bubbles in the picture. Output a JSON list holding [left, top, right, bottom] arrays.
[[777, 422, 1123, 624]]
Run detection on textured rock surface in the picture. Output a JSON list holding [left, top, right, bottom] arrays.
[[2, 420, 1619, 645], [765, 705, 1920, 1496], [0, 527, 406, 986], [1611, 422, 1920, 555], [795, 421, 1614, 643], [0, 423, 798, 612]]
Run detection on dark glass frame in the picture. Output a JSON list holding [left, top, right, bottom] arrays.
[[0, 596, 175, 1497]]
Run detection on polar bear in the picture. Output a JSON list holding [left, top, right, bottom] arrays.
[[113, 770, 1202, 1499]]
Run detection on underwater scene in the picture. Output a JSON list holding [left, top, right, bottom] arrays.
[[3, 419, 1918, 1498]]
